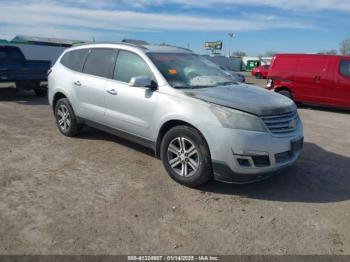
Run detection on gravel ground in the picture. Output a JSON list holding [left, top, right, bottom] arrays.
[[0, 76, 349, 255]]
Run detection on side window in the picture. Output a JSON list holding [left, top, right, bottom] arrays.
[[60, 49, 89, 72], [340, 60, 350, 78], [83, 48, 117, 78], [114, 50, 153, 83]]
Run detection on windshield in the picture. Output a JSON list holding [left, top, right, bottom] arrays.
[[147, 53, 234, 89]]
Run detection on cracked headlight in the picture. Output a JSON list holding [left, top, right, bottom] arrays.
[[210, 105, 267, 132]]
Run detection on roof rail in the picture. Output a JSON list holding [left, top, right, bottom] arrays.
[[72, 41, 148, 50], [122, 39, 149, 45], [158, 44, 193, 52]]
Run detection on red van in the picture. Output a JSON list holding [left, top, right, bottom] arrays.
[[267, 54, 350, 109], [252, 65, 269, 79]]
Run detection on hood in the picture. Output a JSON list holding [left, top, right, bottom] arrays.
[[184, 84, 296, 116]]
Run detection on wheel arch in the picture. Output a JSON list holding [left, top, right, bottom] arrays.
[[52, 91, 67, 111], [155, 119, 209, 159], [275, 86, 294, 99]]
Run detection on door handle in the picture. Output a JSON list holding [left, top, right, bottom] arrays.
[[314, 76, 321, 82], [73, 81, 82, 86], [107, 89, 118, 95]]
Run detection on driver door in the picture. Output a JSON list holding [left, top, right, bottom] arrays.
[[104, 50, 158, 140]]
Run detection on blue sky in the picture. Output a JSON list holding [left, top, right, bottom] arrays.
[[0, 0, 349, 56]]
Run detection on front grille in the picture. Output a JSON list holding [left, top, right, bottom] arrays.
[[261, 111, 298, 134]]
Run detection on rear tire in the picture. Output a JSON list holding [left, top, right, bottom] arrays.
[[34, 88, 47, 97], [54, 98, 82, 137], [256, 73, 262, 79], [160, 125, 212, 188], [277, 89, 293, 100], [15, 81, 28, 91]]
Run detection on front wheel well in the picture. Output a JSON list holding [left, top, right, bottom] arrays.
[[275, 87, 293, 99], [155, 120, 202, 158], [52, 92, 67, 110]]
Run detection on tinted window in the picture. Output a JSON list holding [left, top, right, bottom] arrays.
[[340, 60, 350, 78], [83, 48, 117, 78], [114, 51, 153, 83], [61, 49, 89, 72], [0, 47, 25, 62]]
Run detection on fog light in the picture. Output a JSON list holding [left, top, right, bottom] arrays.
[[237, 158, 251, 167]]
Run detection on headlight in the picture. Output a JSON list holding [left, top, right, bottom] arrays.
[[210, 105, 267, 132]]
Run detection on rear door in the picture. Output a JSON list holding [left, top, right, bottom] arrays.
[[293, 56, 330, 104], [75, 48, 117, 123]]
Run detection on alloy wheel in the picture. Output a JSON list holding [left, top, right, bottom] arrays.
[[57, 105, 71, 132], [167, 137, 199, 177]]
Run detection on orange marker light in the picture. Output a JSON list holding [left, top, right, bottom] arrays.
[[168, 69, 177, 75]]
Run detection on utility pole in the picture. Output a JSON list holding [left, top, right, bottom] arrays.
[[228, 33, 235, 57]]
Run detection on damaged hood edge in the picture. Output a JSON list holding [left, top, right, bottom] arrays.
[[184, 84, 297, 116]]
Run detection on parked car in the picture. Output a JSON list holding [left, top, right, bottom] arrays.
[[267, 54, 350, 110], [48, 43, 303, 187], [0, 45, 51, 96], [218, 65, 246, 83], [252, 65, 269, 79]]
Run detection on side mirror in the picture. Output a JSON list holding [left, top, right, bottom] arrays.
[[129, 76, 157, 90]]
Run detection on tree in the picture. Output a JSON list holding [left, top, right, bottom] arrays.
[[340, 39, 350, 55], [319, 49, 338, 55], [257, 51, 276, 59], [231, 50, 246, 57], [264, 51, 276, 57]]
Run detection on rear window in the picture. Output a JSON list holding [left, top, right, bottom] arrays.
[[83, 48, 117, 78], [340, 60, 350, 78], [0, 47, 25, 62], [60, 49, 89, 72]]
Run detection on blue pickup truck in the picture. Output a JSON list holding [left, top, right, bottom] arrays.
[[0, 45, 51, 97]]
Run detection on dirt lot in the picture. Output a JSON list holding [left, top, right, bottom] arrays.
[[0, 76, 349, 255]]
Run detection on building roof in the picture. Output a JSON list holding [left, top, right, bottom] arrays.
[[12, 35, 89, 47]]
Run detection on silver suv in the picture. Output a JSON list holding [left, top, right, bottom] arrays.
[[48, 43, 303, 187]]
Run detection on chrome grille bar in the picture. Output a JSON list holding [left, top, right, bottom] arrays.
[[261, 111, 298, 134]]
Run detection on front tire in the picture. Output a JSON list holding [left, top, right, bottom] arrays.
[[54, 98, 82, 137], [160, 125, 212, 188], [256, 73, 262, 79]]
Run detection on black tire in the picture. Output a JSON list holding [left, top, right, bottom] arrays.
[[160, 125, 212, 188], [277, 89, 293, 100], [256, 73, 262, 79], [34, 88, 47, 97], [15, 81, 28, 91], [54, 98, 82, 137]]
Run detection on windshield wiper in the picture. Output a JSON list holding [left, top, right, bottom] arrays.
[[216, 82, 234, 86], [172, 85, 191, 89]]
